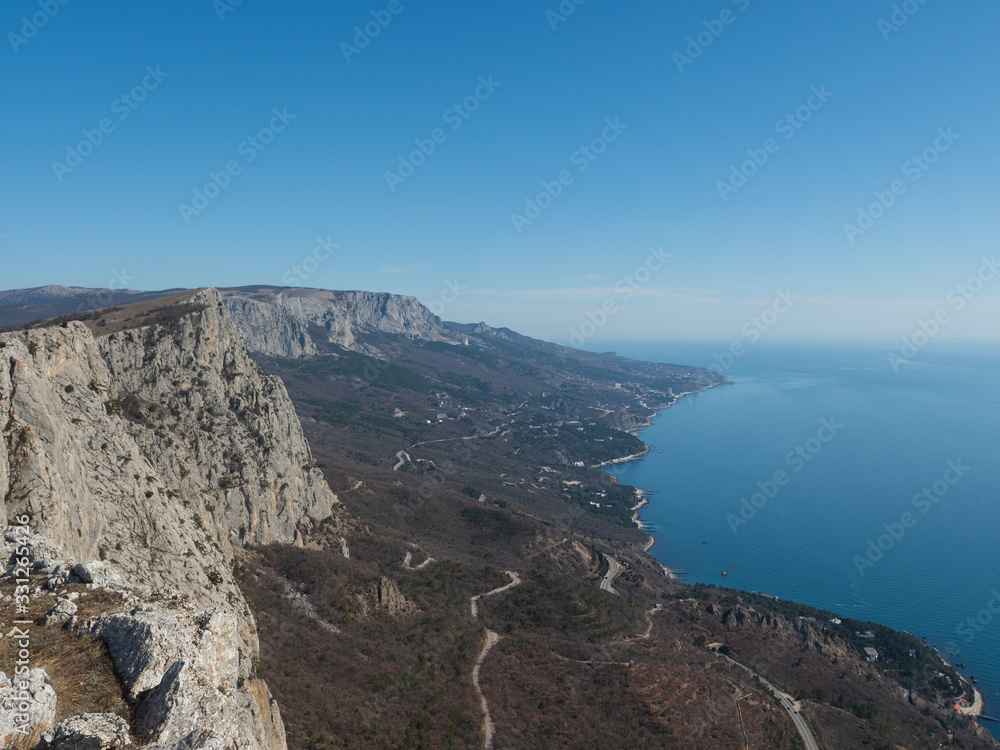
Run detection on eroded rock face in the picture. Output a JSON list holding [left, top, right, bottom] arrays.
[[74, 607, 283, 750], [0, 289, 342, 748], [375, 576, 414, 616], [721, 605, 790, 634], [354, 576, 415, 619], [219, 287, 456, 358], [0, 668, 57, 745], [96, 289, 337, 553]]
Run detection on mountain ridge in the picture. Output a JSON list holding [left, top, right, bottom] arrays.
[[1, 288, 346, 748]]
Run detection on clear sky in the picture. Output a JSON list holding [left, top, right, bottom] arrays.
[[2, 0, 998, 345]]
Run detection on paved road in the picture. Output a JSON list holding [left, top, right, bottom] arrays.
[[600, 553, 622, 594], [716, 653, 820, 750]]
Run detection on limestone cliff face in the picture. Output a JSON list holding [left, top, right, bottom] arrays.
[[96, 288, 337, 550], [0, 288, 341, 749], [219, 286, 457, 358]]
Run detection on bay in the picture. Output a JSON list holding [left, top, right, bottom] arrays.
[[605, 341, 1000, 738]]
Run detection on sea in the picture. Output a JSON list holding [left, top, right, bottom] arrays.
[[603, 341, 1000, 739]]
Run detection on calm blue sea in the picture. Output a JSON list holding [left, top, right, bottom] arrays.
[[605, 341, 1000, 738]]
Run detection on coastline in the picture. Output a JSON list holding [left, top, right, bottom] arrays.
[[938, 649, 987, 720], [598, 385, 721, 579], [594, 383, 726, 469], [590, 444, 650, 469], [607, 378, 998, 740]]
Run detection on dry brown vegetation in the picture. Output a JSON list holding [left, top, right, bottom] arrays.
[[240, 333, 999, 750], [239, 531, 509, 749], [14, 290, 204, 337], [0, 579, 131, 726]]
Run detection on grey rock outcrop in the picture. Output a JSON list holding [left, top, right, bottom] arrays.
[[41, 598, 78, 626], [354, 576, 415, 619], [1, 288, 343, 748], [219, 286, 457, 358], [374, 576, 414, 616], [721, 605, 790, 634], [39, 713, 132, 749], [72, 561, 115, 586], [0, 668, 58, 745], [75, 606, 282, 750]]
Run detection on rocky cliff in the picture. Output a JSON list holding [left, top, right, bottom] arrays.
[[1, 288, 342, 748], [218, 286, 457, 358]]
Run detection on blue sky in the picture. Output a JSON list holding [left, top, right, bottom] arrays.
[[2, 0, 998, 345]]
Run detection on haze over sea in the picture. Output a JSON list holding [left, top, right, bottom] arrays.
[[605, 341, 1000, 738]]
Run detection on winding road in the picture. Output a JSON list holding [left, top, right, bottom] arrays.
[[470, 571, 522, 750], [471, 570, 522, 619], [401, 549, 434, 570], [472, 629, 501, 750], [393, 426, 505, 472], [600, 553, 622, 594], [715, 652, 819, 750]]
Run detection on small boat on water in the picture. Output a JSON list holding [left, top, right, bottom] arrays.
[[721, 571, 728, 577]]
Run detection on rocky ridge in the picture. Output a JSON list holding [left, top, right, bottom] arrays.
[[1, 289, 342, 748], [218, 286, 457, 359]]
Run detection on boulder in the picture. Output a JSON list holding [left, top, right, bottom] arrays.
[[73, 561, 115, 586], [41, 598, 78, 626], [39, 713, 132, 749]]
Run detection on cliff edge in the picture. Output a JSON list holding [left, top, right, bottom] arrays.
[[1, 288, 341, 748]]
